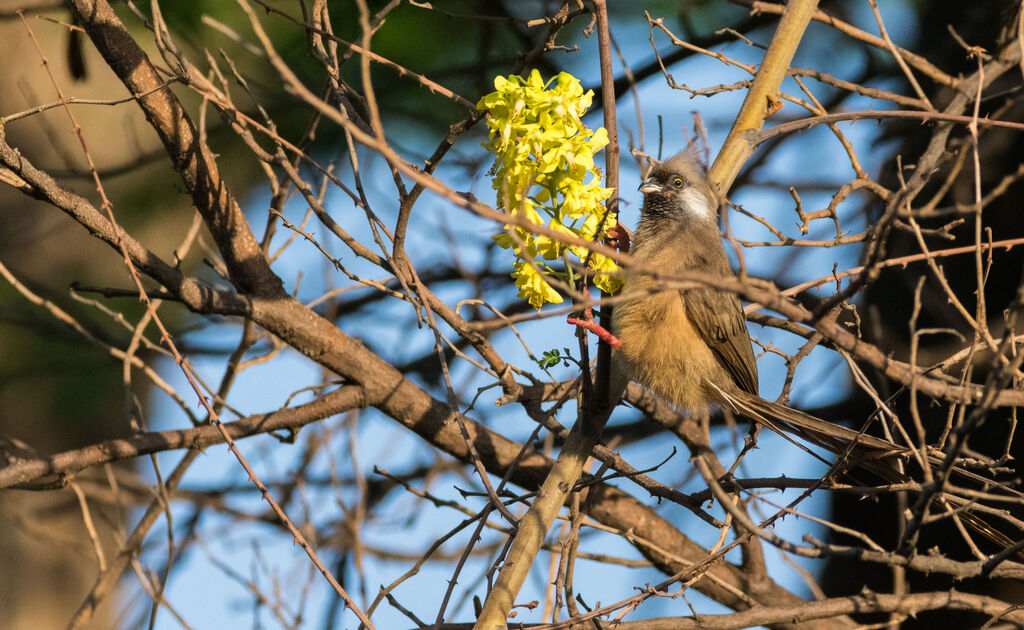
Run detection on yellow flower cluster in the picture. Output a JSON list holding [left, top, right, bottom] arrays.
[[478, 70, 621, 310]]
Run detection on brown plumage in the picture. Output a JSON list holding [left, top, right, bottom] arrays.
[[609, 150, 1024, 559], [611, 151, 896, 449], [612, 151, 758, 413]]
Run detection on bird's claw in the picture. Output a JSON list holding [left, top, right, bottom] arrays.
[[606, 223, 632, 253]]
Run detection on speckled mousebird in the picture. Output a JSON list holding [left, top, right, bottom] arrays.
[[606, 149, 1024, 558], [610, 150, 893, 450]]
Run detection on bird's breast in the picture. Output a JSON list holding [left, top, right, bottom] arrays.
[[611, 273, 724, 411]]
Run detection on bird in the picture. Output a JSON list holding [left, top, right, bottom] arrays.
[[606, 149, 1024, 557], [608, 149, 860, 449], [610, 150, 759, 417], [608, 151, 915, 456]]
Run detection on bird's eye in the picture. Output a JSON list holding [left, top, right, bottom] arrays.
[[671, 177, 684, 188]]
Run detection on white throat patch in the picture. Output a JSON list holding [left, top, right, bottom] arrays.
[[680, 188, 714, 220]]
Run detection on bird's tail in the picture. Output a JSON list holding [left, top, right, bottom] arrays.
[[713, 384, 897, 457], [714, 385, 904, 481], [710, 383, 1024, 561]]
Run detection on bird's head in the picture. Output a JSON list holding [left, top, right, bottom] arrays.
[[638, 151, 717, 228]]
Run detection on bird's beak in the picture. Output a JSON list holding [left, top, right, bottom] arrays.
[[638, 178, 662, 194]]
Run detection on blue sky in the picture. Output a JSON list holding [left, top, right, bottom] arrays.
[[137, 2, 922, 628]]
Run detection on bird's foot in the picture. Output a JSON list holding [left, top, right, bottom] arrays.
[[606, 222, 632, 253], [567, 310, 621, 348]]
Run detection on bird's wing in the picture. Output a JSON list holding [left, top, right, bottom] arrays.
[[684, 286, 759, 395]]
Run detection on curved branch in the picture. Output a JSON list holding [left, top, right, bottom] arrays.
[[709, 0, 820, 195], [68, 0, 281, 295], [0, 386, 366, 489]]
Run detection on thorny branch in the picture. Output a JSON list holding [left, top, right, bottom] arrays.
[[1, 1, 1023, 629]]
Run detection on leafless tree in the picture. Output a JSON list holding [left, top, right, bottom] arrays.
[[1, 1, 1022, 629]]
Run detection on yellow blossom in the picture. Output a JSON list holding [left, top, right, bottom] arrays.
[[478, 70, 621, 310], [513, 262, 563, 310]]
